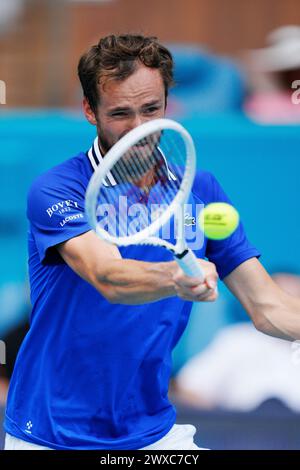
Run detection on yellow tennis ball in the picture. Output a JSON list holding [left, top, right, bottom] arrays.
[[199, 202, 239, 240]]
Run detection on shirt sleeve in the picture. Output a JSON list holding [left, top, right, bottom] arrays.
[[194, 171, 261, 279], [27, 170, 91, 264]]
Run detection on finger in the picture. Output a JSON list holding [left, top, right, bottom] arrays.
[[175, 283, 208, 297], [205, 276, 218, 290], [177, 288, 217, 302], [195, 289, 218, 302], [190, 283, 212, 296], [173, 272, 205, 288]]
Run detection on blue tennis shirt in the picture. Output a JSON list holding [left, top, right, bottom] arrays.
[[5, 137, 260, 449]]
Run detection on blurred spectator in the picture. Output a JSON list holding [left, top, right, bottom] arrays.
[[167, 44, 246, 118], [0, 282, 29, 338], [173, 272, 300, 412], [0, 376, 8, 407], [0, 283, 30, 406], [0, 317, 29, 406], [244, 25, 300, 124], [0, 0, 24, 33]]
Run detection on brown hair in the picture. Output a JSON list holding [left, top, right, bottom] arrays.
[[78, 34, 174, 113]]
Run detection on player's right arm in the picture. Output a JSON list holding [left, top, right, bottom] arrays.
[[57, 231, 218, 305]]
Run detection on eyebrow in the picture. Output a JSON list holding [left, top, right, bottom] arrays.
[[108, 106, 131, 114], [141, 100, 162, 108], [108, 100, 163, 114]]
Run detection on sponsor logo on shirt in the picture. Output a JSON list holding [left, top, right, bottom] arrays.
[[151, 209, 195, 226], [46, 199, 79, 218], [60, 213, 84, 227], [184, 213, 196, 226], [25, 420, 33, 434]]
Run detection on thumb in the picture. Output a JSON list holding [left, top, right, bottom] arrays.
[[206, 276, 217, 290]]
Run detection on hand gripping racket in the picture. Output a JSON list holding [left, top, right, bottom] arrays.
[[85, 118, 204, 280]]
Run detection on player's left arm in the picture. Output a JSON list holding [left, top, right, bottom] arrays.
[[224, 257, 300, 340]]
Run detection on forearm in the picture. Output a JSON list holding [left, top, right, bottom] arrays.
[[259, 293, 300, 341], [225, 259, 300, 341], [236, 278, 295, 340], [229, 285, 293, 340], [58, 231, 218, 305], [96, 258, 178, 304]]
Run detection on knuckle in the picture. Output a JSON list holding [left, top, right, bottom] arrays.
[[193, 286, 206, 296], [197, 288, 217, 302], [208, 291, 218, 301]]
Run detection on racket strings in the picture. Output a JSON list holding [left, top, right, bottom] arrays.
[[100, 135, 183, 236], [96, 129, 187, 238], [106, 135, 160, 235]]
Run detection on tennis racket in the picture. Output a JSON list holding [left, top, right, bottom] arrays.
[[85, 118, 204, 279]]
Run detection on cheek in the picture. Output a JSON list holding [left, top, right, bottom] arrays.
[[98, 119, 124, 145]]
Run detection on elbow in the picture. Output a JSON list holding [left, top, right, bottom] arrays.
[[106, 290, 125, 305], [252, 310, 280, 337], [96, 282, 130, 305], [97, 284, 144, 305], [252, 316, 267, 334], [244, 305, 269, 334], [97, 284, 122, 304], [93, 267, 122, 304], [245, 299, 276, 335], [89, 272, 116, 303]]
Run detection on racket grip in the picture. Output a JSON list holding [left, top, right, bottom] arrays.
[[175, 249, 205, 280]]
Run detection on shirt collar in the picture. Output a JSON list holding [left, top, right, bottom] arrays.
[[87, 137, 117, 187], [87, 136, 177, 186]]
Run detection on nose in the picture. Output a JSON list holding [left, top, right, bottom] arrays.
[[128, 114, 146, 130]]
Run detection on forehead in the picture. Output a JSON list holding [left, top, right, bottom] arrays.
[[99, 65, 165, 109]]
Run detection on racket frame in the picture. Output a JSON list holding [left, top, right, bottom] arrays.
[[85, 118, 204, 278]]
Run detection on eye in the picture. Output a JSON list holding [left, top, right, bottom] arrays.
[[144, 106, 159, 114], [111, 111, 127, 118]]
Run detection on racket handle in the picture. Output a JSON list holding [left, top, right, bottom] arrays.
[[175, 249, 205, 280]]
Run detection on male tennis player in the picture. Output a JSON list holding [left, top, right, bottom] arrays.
[[4, 34, 300, 450]]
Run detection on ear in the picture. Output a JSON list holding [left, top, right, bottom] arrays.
[[83, 97, 97, 125]]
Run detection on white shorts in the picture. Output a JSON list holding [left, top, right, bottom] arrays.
[[4, 424, 207, 450]]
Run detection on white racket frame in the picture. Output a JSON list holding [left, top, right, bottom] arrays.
[[85, 118, 204, 278]]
